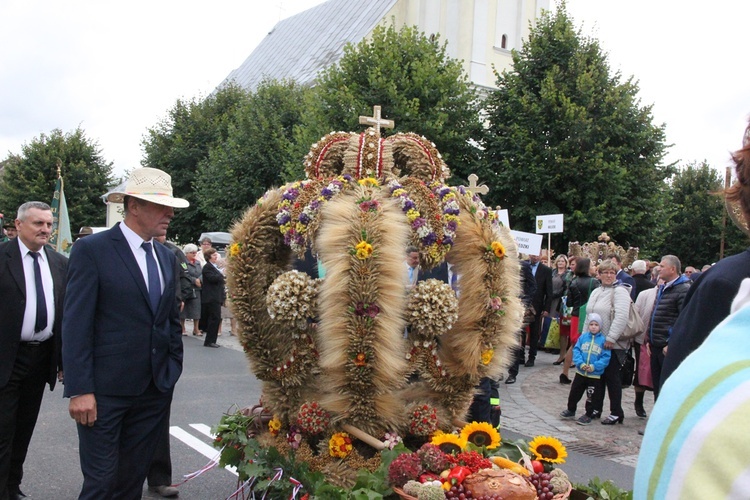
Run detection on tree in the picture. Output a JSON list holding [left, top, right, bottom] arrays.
[[142, 84, 250, 243], [481, 4, 672, 255], [0, 128, 114, 231], [195, 79, 309, 230], [295, 23, 483, 182], [657, 162, 747, 266]]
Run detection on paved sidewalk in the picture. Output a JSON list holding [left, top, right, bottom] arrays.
[[199, 321, 651, 466], [498, 350, 653, 467]]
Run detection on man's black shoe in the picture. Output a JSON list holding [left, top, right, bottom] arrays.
[[524, 359, 535, 367], [505, 375, 516, 384], [204, 343, 220, 348]]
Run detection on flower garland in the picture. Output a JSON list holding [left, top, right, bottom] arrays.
[[387, 178, 457, 267], [277, 175, 355, 255]]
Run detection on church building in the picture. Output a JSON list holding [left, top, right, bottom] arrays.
[[221, 0, 550, 93]]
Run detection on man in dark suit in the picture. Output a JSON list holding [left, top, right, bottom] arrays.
[[525, 253, 553, 366], [63, 168, 187, 499], [506, 258, 537, 384], [0, 201, 67, 500], [608, 253, 637, 300]]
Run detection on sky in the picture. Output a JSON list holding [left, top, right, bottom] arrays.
[[1, 0, 749, 180]]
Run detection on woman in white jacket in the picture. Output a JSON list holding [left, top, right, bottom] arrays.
[[582, 259, 632, 424]]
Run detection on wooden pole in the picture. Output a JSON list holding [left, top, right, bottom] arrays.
[[341, 424, 385, 450], [720, 166, 731, 260]]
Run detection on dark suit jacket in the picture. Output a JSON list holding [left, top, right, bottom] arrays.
[[617, 269, 637, 300], [418, 262, 449, 284], [0, 239, 67, 389], [201, 262, 225, 304], [531, 262, 553, 314], [62, 223, 183, 398]]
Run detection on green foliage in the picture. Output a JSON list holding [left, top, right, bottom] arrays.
[[653, 161, 748, 265], [211, 409, 402, 498], [0, 128, 114, 231], [195, 79, 309, 230], [573, 477, 633, 500], [301, 23, 483, 183], [481, 4, 672, 255], [142, 84, 250, 243]]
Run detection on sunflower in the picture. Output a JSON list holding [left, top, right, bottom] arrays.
[[490, 241, 506, 259], [228, 242, 241, 258], [460, 422, 501, 450], [430, 432, 467, 455], [528, 436, 567, 464], [268, 417, 282, 436]]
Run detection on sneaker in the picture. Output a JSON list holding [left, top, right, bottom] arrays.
[[559, 409, 575, 419], [576, 415, 592, 426]]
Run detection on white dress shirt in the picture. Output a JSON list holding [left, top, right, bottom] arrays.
[[18, 239, 55, 342], [120, 222, 164, 294]]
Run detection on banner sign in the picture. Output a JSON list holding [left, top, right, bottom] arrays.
[[510, 230, 543, 256], [494, 209, 510, 228], [536, 214, 564, 234]]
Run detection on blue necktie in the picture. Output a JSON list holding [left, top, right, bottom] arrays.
[[30, 252, 47, 332], [142, 242, 161, 312], [408, 266, 414, 283]]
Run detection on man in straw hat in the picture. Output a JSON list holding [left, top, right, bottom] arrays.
[[62, 167, 188, 499]]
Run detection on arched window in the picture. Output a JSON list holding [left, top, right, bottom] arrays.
[[501, 34, 508, 49]]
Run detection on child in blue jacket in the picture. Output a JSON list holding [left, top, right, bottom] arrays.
[[559, 313, 611, 425]]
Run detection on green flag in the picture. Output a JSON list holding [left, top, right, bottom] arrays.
[[50, 175, 73, 255]]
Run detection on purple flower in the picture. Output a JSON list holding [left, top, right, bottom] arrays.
[[437, 187, 450, 198], [443, 235, 453, 245], [309, 199, 321, 210], [421, 233, 438, 245], [298, 213, 310, 224], [342, 174, 353, 182], [282, 189, 298, 201], [403, 200, 416, 211], [411, 218, 426, 229], [446, 220, 458, 232], [320, 188, 332, 198], [277, 213, 291, 225], [445, 207, 460, 216]]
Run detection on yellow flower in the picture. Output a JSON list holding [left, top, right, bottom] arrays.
[[268, 417, 282, 436], [528, 436, 567, 464], [328, 432, 353, 458], [460, 421, 501, 449], [430, 432, 467, 455], [406, 209, 420, 222], [392, 188, 407, 196], [481, 349, 494, 365], [354, 240, 373, 260], [228, 243, 241, 258], [491, 241, 506, 259], [358, 177, 379, 187]]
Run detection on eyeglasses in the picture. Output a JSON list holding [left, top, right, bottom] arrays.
[[599, 270, 616, 275]]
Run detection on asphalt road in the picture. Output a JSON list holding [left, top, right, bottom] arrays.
[[19, 333, 634, 498]]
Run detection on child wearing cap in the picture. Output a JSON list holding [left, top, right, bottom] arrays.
[[559, 313, 611, 425]]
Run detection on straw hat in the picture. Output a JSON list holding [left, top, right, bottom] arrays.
[[106, 167, 189, 208]]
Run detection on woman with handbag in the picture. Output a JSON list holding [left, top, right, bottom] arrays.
[[561, 258, 600, 384], [633, 280, 661, 418], [583, 259, 631, 424], [551, 255, 574, 364]]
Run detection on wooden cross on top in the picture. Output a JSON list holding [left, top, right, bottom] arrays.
[[359, 105, 395, 138], [466, 173, 489, 196]]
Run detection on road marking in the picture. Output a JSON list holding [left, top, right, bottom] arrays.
[[190, 423, 214, 439], [170, 425, 237, 476]]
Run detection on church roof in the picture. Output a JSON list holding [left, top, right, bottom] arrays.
[[221, 0, 398, 91]]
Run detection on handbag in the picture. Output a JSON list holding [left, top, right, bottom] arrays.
[[638, 342, 653, 389], [609, 287, 644, 340], [621, 347, 635, 388], [544, 318, 561, 349]]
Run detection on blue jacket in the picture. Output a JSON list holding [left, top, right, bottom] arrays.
[[572, 331, 611, 378]]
